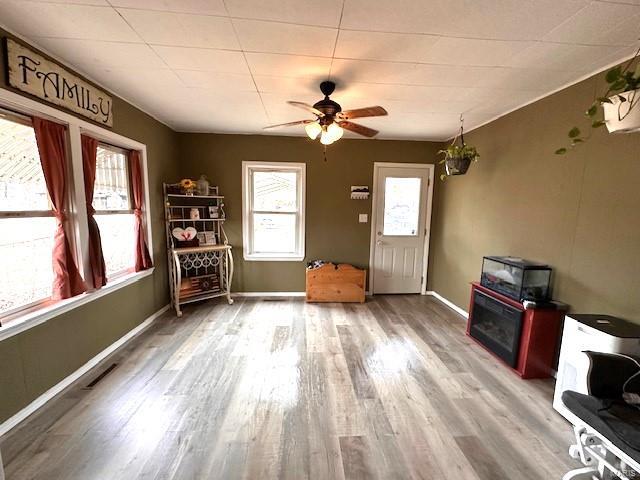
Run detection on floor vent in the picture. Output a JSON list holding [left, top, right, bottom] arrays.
[[84, 363, 118, 389], [262, 298, 286, 302]]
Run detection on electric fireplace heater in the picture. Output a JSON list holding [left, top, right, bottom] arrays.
[[469, 290, 524, 367]]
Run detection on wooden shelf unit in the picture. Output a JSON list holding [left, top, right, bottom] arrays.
[[163, 183, 234, 317]]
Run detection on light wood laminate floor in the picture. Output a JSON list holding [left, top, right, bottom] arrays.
[[1, 295, 577, 479]]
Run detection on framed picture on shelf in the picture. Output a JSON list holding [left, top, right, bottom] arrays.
[[208, 206, 219, 219], [196, 232, 217, 246]]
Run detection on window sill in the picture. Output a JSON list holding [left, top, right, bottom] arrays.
[[0, 268, 155, 342], [243, 254, 305, 262]]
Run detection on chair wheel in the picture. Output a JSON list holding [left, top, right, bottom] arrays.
[[569, 445, 580, 459]]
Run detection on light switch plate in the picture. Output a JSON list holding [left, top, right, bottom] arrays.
[[359, 214, 368, 223]]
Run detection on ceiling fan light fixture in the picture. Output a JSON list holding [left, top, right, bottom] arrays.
[[305, 121, 322, 140], [320, 129, 334, 145], [327, 122, 344, 142], [263, 81, 386, 140]]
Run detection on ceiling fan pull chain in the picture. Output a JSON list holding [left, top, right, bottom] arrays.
[[323, 144, 328, 162]]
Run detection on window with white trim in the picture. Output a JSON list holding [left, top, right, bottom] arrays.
[[242, 162, 305, 261], [0, 99, 152, 327], [0, 113, 54, 316], [94, 143, 135, 279]]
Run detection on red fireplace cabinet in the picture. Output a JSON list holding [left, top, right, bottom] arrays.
[[467, 282, 565, 379]]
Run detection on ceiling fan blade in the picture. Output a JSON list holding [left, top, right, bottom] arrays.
[[338, 106, 388, 120], [263, 120, 314, 130], [338, 121, 379, 138], [287, 101, 324, 117]]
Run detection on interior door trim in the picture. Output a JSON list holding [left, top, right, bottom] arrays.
[[369, 162, 435, 296]]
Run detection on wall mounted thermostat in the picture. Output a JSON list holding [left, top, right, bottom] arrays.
[[359, 214, 368, 223]]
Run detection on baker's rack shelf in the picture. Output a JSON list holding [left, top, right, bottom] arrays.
[[163, 183, 233, 317], [167, 194, 225, 199]]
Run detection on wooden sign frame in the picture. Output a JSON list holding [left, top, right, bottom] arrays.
[[4, 37, 113, 127]]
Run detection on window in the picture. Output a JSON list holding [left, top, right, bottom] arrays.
[[93, 144, 135, 279], [0, 95, 153, 329], [242, 162, 305, 261], [0, 113, 55, 316], [382, 177, 422, 236]]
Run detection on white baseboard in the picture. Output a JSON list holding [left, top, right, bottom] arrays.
[[0, 304, 169, 438], [233, 292, 306, 297], [426, 291, 469, 319], [233, 291, 374, 297]]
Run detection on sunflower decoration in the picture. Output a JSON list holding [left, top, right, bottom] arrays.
[[180, 178, 196, 195]]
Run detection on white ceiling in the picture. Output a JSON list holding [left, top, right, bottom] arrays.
[[0, 0, 638, 140]]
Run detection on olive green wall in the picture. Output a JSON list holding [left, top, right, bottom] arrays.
[[3, 25, 637, 430], [0, 29, 179, 423], [178, 134, 441, 292], [429, 69, 640, 322]]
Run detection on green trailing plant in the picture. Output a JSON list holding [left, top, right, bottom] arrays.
[[439, 117, 480, 180], [438, 145, 480, 180], [439, 143, 480, 163], [556, 46, 640, 155]]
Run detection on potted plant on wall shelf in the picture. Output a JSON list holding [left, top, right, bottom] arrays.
[[439, 116, 480, 180], [556, 46, 640, 155]]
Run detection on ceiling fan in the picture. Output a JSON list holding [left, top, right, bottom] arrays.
[[263, 81, 388, 145]]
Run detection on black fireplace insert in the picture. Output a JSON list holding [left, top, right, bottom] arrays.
[[469, 290, 524, 367]]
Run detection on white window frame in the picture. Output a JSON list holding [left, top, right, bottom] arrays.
[[0, 108, 57, 316], [93, 142, 136, 281], [0, 83, 154, 340], [242, 161, 306, 262]]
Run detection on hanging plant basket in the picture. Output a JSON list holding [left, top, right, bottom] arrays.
[[445, 156, 472, 175], [439, 116, 480, 179], [555, 48, 640, 154], [603, 89, 640, 134]]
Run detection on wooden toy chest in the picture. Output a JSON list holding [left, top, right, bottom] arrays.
[[305, 263, 366, 303]]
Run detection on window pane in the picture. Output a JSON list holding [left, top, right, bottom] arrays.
[[0, 217, 55, 314], [253, 213, 296, 254], [0, 117, 49, 211], [94, 146, 130, 211], [252, 171, 297, 212], [95, 213, 135, 279], [383, 177, 421, 236]]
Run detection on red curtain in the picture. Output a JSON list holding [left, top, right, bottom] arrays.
[[33, 118, 86, 299], [81, 135, 107, 288], [130, 150, 152, 271]]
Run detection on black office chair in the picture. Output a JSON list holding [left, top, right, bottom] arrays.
[[562, 351, 640, 480]]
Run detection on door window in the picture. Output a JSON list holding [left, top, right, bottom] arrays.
[[382, 177, 421, 236]]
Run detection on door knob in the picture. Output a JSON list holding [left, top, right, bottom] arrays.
[[376, 240, 383, 245]]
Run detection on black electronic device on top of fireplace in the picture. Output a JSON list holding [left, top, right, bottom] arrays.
[[469, 289, 524, 367]]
